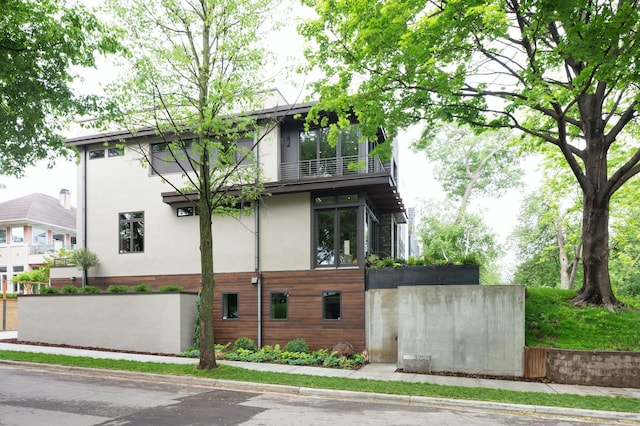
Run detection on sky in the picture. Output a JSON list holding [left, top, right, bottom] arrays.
[[0, 0, 535, 279]]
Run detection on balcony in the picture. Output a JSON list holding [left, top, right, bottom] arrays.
[[280, 155, 386, 181]]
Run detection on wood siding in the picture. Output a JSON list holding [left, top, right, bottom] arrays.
[[54, 269, 366, 352]]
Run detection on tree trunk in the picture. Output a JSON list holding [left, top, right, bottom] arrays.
[[198, 196, 217, 369], [556, 224, 572, 289], [572, 191, 619, 307]]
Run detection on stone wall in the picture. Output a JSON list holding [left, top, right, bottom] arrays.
[[546, 348, 640, 388]]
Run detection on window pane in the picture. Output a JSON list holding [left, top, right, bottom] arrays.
[[0, 229, 6, 244], [316, 210, 335, 265], [32, 227, 47, 244], [339, 208, 358, 264], [89, 149, 105, 159], [177, 207, 194, 217], [323, 291, 341, 320], [11, 227, 23, 243], [223, 293, 238, 319], [235, 139, 253, 165], [108, 147, 124, 157], [299, 131, 317, 162], [341, 125, 360, 157], [119, 211, 144, 253], [271, 292, 287, 320]]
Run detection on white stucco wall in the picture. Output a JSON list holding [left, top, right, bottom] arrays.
[[78, 138, 312, 278], [18, 293, 197, 353]]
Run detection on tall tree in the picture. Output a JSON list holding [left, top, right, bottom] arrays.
[[300, 0, 640, 307], [414, 123, 523, 219], [105, 0, 280, 369], [0, 0, 120, 176]]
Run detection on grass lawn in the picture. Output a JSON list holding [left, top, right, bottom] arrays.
[[0, 350, 639, 414], [525, 288, 640, 351]]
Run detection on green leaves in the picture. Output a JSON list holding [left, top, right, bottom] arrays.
[[0, 0, 122, 176]]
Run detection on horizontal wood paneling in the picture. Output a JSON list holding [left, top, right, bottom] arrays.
[[57, 269, 367, 352]]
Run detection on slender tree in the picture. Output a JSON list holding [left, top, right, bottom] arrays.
[[300, 0, 640, 307], [0, 0, 120, 176], [414, 124, 523, 219], [105, 0, 281, 369]]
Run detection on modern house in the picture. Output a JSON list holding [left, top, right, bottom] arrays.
[[62, 97, 406, 351], [0, 190, 76, 293]]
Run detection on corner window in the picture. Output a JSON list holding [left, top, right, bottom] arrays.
[[89, 149, 105, 159], [323, 291, 341, 320], [119, 212, 144, 253], [222, 293, 238, 319], [11, 227, 23, 243], [315, 197, 359, 267], [270, 292, 288, 320], [108, 147, 124, 157]]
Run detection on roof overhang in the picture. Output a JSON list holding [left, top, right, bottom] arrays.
[[161, 173, 406, 223]]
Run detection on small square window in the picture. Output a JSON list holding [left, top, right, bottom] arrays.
[[270, 292, 288, 320], [323, 291, 341, 320], [89, 149, 105, 159], [223, 293, 238, 319], [108, 147, 124, 157], [177, 207, 194, 217]]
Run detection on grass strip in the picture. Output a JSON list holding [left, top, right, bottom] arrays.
[[1, 350, 638, 414]]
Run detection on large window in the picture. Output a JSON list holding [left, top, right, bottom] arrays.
[[150, 141, 195, 175], [32, 227, 47, 245], [222, 293, 238, 319], [315, 195, 359, 267], [11, 227, 23, 243], [299, 125, 362, 177], [270, 292, 288, 320], [119, 212, 144, 253]]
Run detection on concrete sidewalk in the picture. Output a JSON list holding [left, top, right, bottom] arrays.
[[1, 330, 638, 401]]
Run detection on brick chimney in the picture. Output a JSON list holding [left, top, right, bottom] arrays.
[[59, 189, 71, 210]]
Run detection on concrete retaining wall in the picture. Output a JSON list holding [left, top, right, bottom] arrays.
[[546, 348, 640, 388], [18, 293, 197, 354], [390, 285, 525, 376]]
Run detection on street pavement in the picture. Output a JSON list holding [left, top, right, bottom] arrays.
[[0, 331, 638, 424]]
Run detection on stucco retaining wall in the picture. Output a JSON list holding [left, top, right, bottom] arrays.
[[546, 348, 640, 388], [18, 293, 197, 354]]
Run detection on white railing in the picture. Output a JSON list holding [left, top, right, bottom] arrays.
[[28, 244, 76, 255], [280, 155, 385, 181]]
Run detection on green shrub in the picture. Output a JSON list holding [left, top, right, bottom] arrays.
[[233, 336, 257, 352], [41, 287, 60, 294], [285, 338, 309, 353], [158, 285, 184, 292], [60, 285, 79, 294], [106, 285, 129, 293], [132, 284, 151, 292], [81, 286, 101, 293]]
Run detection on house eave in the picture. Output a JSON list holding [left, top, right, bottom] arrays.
[[161, 173, 406, 222]]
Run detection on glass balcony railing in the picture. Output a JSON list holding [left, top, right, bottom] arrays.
[[28, 244, 76, 255], [280, 155, 386, 181]]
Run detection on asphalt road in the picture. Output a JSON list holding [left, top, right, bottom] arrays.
[[0, 364, 616, 425]]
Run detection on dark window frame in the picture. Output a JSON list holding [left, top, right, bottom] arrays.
[[322, 291, 341, 320], [89, 149, 105, 159], [222, 293, 239, 319], [119, 211, 144, 254], [270, 292, 288, 320]]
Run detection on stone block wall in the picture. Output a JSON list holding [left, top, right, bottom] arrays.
[[546, 349, 640, 388]]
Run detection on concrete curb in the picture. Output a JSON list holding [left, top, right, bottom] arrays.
[[1, 360, 638, 423]]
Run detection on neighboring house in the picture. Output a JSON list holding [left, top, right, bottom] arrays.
[[63, 98, 406, 351], [0, 190, 76, 293]]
